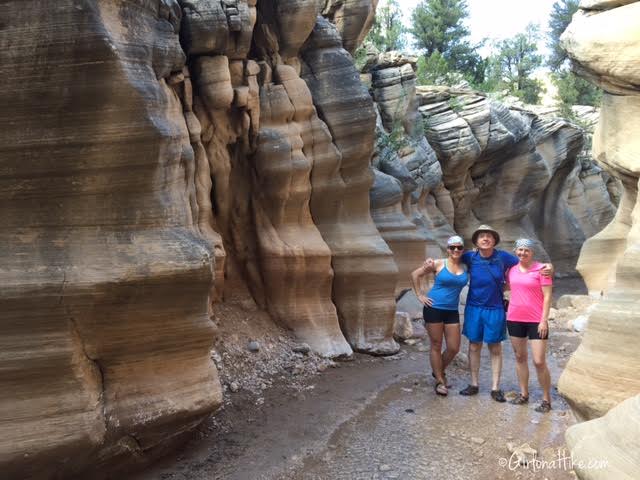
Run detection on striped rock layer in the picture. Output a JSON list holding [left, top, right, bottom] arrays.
[[557, 2, 640, 480]]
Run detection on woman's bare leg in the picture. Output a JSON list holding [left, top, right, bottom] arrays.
[[510, 336, 529, 397], [442, 323, 461, 372], [427, 322, 445, 384], [531, 339, 551, 403]]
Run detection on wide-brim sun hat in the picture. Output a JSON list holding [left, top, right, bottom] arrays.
[[472, 224, 500, 246]]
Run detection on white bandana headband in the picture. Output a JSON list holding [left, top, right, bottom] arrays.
[[447, 235, 464, 246], [514, 238, 535, 250]]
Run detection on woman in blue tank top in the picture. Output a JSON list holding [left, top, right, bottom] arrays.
[[411, 235, 468, 396]]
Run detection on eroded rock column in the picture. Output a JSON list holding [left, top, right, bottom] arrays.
[[557, 2, 640, 478], [301, 17, 399, 355], [250, 64, 352, 357]]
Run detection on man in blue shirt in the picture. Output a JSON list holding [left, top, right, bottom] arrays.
[[459, 225, 518, 402], [424, 225, 552, 402]]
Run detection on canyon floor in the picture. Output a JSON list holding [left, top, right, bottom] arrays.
[[127, 279, 586, 480]]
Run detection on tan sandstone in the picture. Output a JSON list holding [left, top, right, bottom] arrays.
[[558, 1, 640, 478], [0, 2, 222, 478]]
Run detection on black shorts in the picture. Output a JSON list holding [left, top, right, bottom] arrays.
[[507, 321, 547, 340], [424, 306, 460, 325]]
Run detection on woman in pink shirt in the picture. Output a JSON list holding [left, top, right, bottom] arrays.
[[506, 239, 553, 413]]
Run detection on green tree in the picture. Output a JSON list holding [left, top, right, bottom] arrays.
[[415, 51, 453, 85], [367, 0, 406, 52], [475, 54, 503, 94], [491, 24, 544, 104], [547, 0, 579, 72], [552, 70, 602, 116], [410, 0, 483, 83], [547, 0, 601, 111]]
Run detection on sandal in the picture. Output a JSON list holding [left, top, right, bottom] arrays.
[[459, 384, 479, 396], [491, 389, 506, 403], [509, 393, 529, 405], [535, 400, 552, 413], [432, 372, 452, 388], [435, 382, 448, 396]]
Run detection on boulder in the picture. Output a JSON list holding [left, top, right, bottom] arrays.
[[566, 395, 640, 480], [393, 312, 414, 341], [410, 319, 427, 339], [556, 295, 594, 310]]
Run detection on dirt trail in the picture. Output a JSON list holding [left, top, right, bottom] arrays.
[[128, 340, 576, 480], [127, 278, 588, 480]]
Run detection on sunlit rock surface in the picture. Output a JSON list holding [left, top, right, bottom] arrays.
[[561, 1, 640, 94], [566, 395, 640, 480], [558, 1, 640, 479], [575, 93, 640, 293]]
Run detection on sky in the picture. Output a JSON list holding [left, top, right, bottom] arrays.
[[389, 0, 559, 55]]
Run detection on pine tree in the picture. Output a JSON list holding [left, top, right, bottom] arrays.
[[547, 0, 601, 110], [410, 0, 482, 83], [482, 24, 544, 104], [547, 0, 579, 72], [368, 0, 406, 52]]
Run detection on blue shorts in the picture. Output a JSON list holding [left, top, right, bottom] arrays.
[[463, 305, 506, 344]]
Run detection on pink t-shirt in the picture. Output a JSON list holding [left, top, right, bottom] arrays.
[[507, 262, 553, 323]]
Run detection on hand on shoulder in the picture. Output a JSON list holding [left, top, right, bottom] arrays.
[[541, 263, 554, 277], [422, 258, 435, 273]]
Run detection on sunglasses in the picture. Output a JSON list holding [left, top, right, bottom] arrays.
[[447, 245, 464, 251]]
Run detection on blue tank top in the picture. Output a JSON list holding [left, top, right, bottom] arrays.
[[428, 260, 469, 311]]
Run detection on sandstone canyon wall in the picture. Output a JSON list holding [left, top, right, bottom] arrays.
[[0, 1, 396, 477], [0, 1, 620, 478], [556, 1, 640, 479], [0, 2, 222, 478], [363, 52, 616, 283]]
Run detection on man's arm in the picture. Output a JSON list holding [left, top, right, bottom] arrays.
[[540, 262, 554, 278], [421, 257, 436, 273], [501, 250, 519, 268]]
